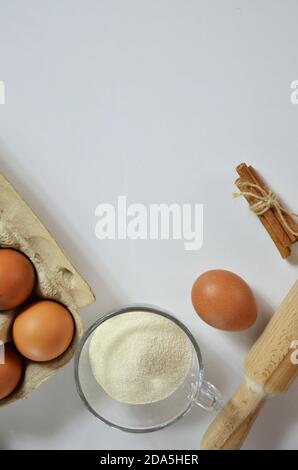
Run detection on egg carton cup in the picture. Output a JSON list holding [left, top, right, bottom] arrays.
[[0, 173, 95, 406]]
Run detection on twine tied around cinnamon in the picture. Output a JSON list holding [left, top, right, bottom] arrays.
[[233, 182, 298, 238]]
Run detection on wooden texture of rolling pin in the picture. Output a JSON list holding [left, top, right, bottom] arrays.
[[201, 280, 298, 450]]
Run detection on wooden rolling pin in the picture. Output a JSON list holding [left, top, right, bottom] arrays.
[[201, 280, 298, 450]]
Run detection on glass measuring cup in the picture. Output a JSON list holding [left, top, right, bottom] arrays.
[[74, 305, 223, 433]]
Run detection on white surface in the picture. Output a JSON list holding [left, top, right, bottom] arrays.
[[0, 0, 297, 450]]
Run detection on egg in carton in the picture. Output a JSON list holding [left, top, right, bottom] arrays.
[[0, 173, 95, 405]]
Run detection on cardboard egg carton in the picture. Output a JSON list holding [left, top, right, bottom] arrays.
[[0, 173, 95, 405]]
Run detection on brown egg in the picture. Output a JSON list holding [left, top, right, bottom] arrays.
[[0, 248, 36, 310], [191, 270, 257, 331], [13, 300, 75, 362], [0, 343, 23, 400]]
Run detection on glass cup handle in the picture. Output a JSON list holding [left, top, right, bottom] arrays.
[[194, 380, 223, 412]]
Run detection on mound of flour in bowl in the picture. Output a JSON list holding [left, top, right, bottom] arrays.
[[89, 310, 192, 404]]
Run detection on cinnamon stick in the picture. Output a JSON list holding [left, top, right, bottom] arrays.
[[235, 163, 291, 259], [248, 165, 298, 242], [235, 178, 290, 258]]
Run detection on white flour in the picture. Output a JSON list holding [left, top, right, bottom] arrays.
[[89, 311, 192, 404]]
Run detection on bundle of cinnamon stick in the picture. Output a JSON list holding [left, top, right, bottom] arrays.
[[235, 163, 298, 258]]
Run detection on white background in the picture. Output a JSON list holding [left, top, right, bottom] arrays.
[[0, 0, 297, 450]]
